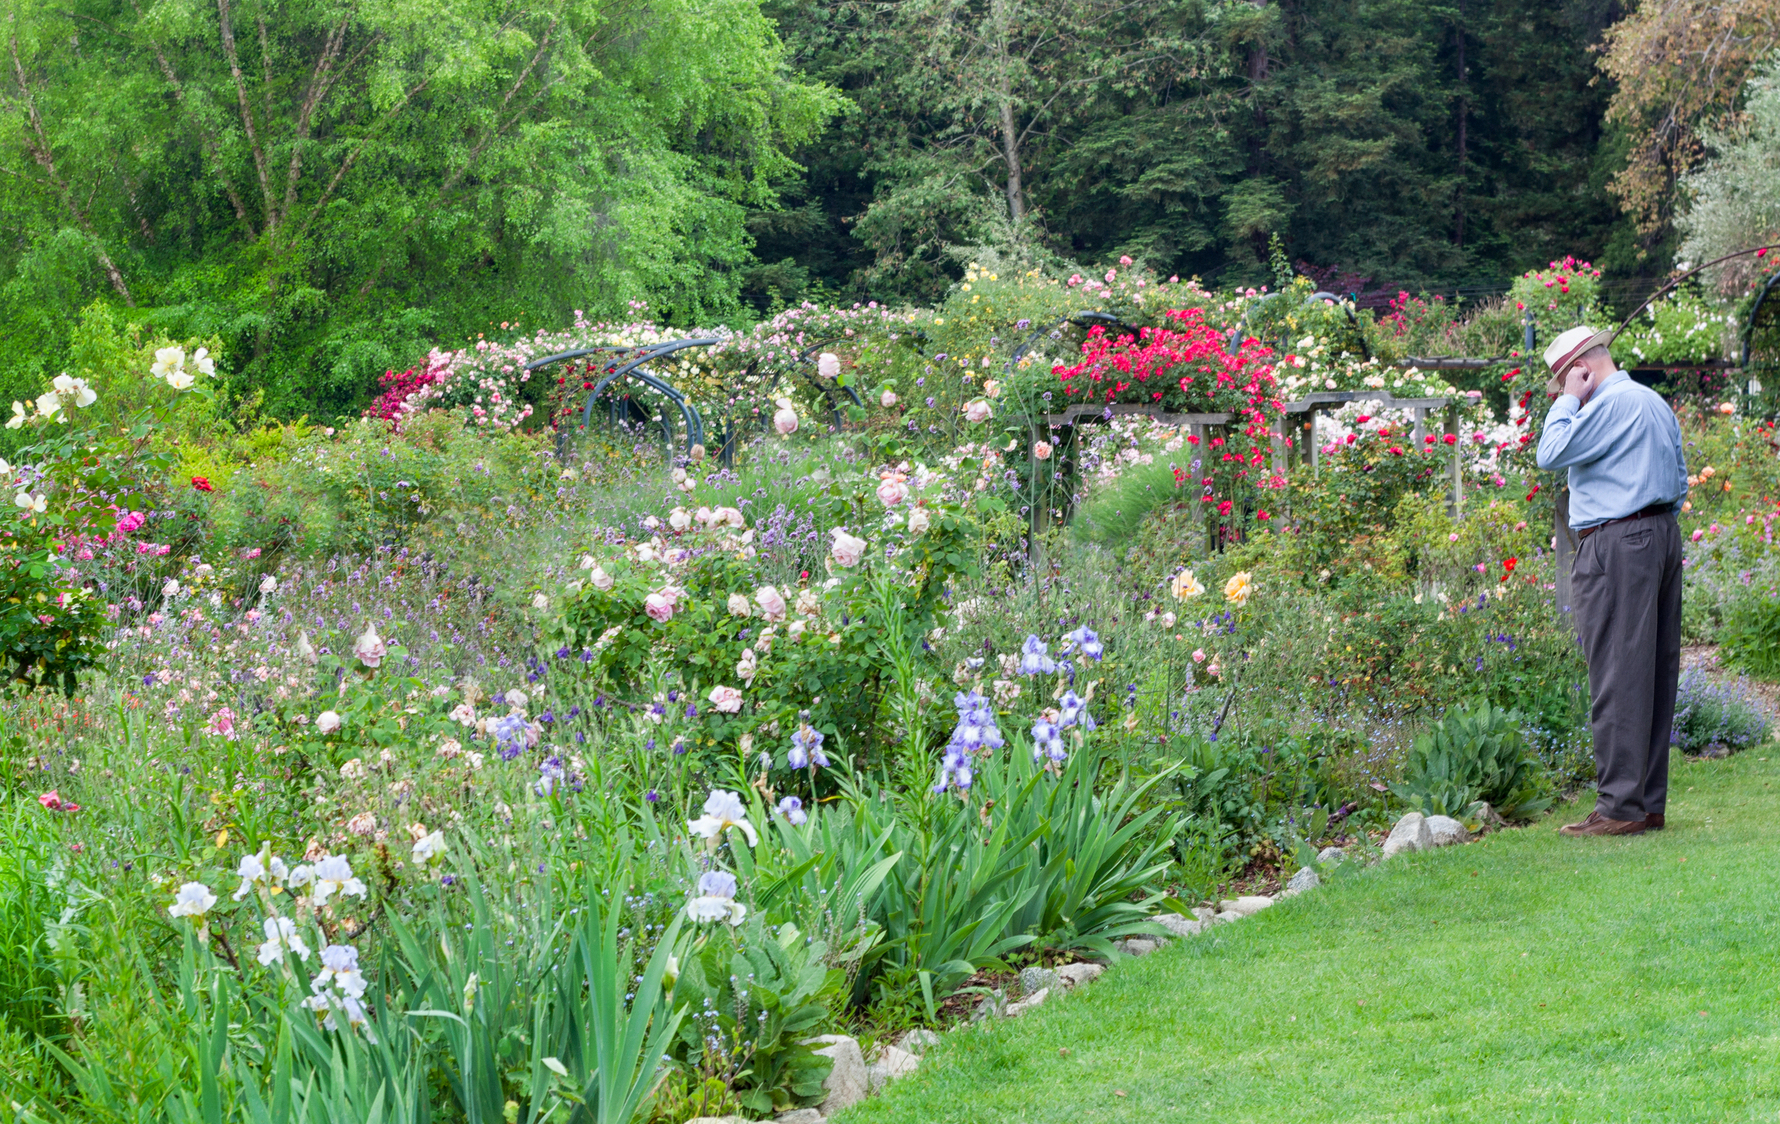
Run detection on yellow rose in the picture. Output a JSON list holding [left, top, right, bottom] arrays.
[[1170, 570, 1205, 600], [1223, 571, 1253, 605]]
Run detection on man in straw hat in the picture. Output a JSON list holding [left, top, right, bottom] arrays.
[[1535, 325, 1687, 837]]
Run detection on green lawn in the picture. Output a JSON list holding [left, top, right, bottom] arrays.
[[842, 750, 1780, 1123]]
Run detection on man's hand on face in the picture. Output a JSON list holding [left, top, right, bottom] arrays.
[[1562, 362, 1594, 403]]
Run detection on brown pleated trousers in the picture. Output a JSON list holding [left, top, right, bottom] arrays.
[[1570, 514, 1683, 822]]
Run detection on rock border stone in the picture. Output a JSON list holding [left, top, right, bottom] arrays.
[[720, 809, 1483, 1121]]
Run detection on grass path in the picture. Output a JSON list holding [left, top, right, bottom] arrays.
[[842, 749, 1780, 1123]]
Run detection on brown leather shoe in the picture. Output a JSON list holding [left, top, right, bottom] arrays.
[[1559, 811, 1647, 837], [1646, 813, 1665, 830]]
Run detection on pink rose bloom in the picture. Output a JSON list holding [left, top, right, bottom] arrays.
[[708, 685, 743, 713], [644, 590, 677, 622], [880, 389, 898, 408], [755, 585, 788, 621], [830, 529, 867, 568], [964, 400, 992, 424], [1691, 529, 1704, 542], [877, 478, 909, 506], [774, 406, 799, 435], [1033, 441, 1053, 461], [354, 622, 386, 668], [817, 353, 841, 379], [1192, 648, 1206, 663]]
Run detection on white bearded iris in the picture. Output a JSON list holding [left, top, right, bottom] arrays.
[[167, 881, 217, 919], [301, 854, 368, 906], [685, 870, 747, 925], [687, 789, 758, 848], [257, 916, 311, 965]]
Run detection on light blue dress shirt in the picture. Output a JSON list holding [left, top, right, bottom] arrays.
[[1534, 371, 1687, 530]]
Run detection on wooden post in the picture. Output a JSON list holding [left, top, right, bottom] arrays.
[[1445, 403, 1462, 519], [1554, 488, 1579, 635], [1411, 406, 1427, 447]]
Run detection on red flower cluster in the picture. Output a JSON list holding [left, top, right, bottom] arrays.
[[1052, 308, 1282, 481], [1053, 308, 1277, 414], [366, 366, 444, 427], [191, 476, 214, 493]]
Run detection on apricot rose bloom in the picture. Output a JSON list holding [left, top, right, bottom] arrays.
[[1170, 570, 1205, 599], [1223, 571, 1254, 605]]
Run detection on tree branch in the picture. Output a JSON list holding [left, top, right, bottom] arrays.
[[124, 0, 257, 238], [357, 18, 560, 296], [275, 16, 353, 253], [7, 25, 132, 304], [217, 0, 274, 227], [289, 68, 430, 249]]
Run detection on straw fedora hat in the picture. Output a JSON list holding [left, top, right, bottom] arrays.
[[1541, 325, 1616, 393]]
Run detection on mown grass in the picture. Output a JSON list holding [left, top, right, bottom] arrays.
[[843, 748, 1780, 1123]]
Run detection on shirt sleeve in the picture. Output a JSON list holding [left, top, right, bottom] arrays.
[[1535, 390, 1635, 471], [1669, 408, 1688, 512]]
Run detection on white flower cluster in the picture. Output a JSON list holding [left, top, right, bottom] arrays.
[[165, 846, 385, 1039], [151, 346, 215, 391], [8, 372, 98, 432], [228, 846, 369, 908]]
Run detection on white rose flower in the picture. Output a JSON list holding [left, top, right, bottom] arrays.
[[152, 346, 186, 379]]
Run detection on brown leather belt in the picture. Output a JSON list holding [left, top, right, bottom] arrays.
[[1576, 503, 1673, 541]]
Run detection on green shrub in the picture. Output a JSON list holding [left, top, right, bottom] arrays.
[[1392, 699, 1553, 821], [1718, 592, 1780, 679], [668, 917, 840, 1115]]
